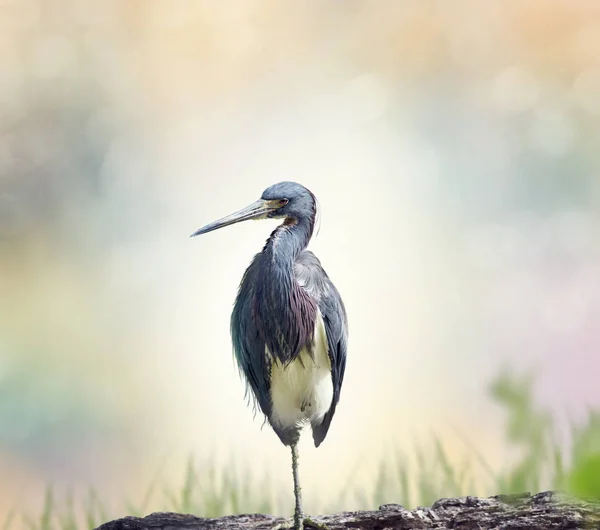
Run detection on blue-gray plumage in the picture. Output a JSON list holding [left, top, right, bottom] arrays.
[[191, 182, 347, 530]]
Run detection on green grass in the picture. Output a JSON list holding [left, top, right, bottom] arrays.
[[6, 371, 600, 529]]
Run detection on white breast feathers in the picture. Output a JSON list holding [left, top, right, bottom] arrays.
[[268, 310, 333, 429]]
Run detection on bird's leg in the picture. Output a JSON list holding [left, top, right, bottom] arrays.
[[291, 442, 304, 530], [271, 443, 330, 530], [289, 443, 329, 530]]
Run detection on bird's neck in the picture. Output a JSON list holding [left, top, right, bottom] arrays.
[[254, 217, 316, 362], [264, 216, 313, 264]]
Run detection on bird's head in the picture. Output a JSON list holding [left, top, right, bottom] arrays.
[[191, 181, 317, 237]]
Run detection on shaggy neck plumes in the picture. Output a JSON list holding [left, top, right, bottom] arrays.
[[253, 217, 317, 364]]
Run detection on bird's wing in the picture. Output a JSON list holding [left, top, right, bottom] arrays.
[[230, 256, 272, 421], [295, 251, 348, 447]]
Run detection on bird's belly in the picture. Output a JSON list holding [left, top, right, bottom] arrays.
[[269, 312, 333, 429]]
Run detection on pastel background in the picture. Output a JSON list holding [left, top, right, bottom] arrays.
[[0, 0, 599, 522]]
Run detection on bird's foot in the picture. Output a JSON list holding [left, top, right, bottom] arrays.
[[271, 515, 329, 530], [302, 516, 329, 530]]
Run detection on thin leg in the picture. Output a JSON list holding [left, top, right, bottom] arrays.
[[291, 443, 303, 530], [290, 443, 329, 530], [272, 443, 329, 530]]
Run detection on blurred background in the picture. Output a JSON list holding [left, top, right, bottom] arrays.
[[1, 0, 599, 525]]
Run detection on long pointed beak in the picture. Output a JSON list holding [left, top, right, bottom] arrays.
[[190, 199, 275, 237]]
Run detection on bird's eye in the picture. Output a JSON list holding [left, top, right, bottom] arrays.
[[279, 199, 289, 206]]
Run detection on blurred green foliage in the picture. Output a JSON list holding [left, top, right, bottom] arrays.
[[368, 371, 600, 508], [9, 370, 600, 529], [491, 371, 600, 500]]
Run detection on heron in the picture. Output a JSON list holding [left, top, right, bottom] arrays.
[[191, 182, 348, 530]]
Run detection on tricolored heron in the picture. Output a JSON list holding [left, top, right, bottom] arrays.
[[191, 182, 348, 530]]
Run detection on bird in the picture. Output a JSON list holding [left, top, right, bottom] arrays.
[[191, 182, 348, 530]]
